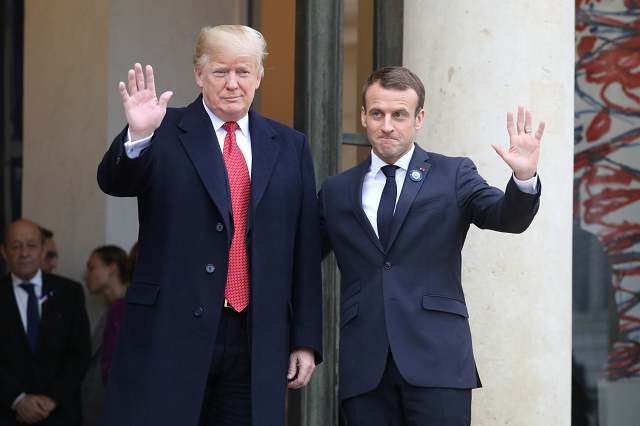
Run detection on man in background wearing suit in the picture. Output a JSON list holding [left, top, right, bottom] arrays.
[[0, 219, 91, 425], [98, 25, 322, 426], [319, 67, 545, 425], [40, 228, 58, 274]]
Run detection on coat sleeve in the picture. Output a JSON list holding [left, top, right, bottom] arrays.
[[97, 126, 157, 197], [317, 180, 333, 261], [456, 157, 541, 233], [43, 283, 91, 407], [289, 136, 324, 364]]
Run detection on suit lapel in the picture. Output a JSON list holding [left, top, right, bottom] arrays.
[[38, 276, 57, 351], [0, 275, 33, 353], [387, 144, 431, 251], [246, 109, 280, 234], [178, 95, 232, 238], [351, 156, 385, 254]]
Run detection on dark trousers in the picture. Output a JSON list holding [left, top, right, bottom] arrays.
[[342, 350, 471, 426], [198, 307, 251, 426]]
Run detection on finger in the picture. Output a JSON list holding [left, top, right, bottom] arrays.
[[146, 65, 155, 94], [506, 111, 516, 137], [127, 69, 137, 96], [491, 143, 507, 161], [516, 104, 525, 134], [158, 91, 173, 109], [119, 81, 130, 103], [135, 63, 145, 92], [296, 361, 315, 386], [535, 119, 546, 140], [525, 109, 533, 132]]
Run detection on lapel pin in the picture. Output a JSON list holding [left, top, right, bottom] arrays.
[[409, 170, 423, 182], [419, 167, 425, 172]]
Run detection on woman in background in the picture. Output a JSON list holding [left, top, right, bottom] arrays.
[[81, 245, 131, 426]]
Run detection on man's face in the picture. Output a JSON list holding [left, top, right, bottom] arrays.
[[1, 221, 43, 282], [41, 237, 58, 274], [194, 54, 261, 122], [361, 82, 425, 164]]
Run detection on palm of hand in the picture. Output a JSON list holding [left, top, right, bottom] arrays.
[[492, 106, 545, 181]]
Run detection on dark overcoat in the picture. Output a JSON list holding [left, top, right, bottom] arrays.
[[318, 144, 540, 400], [97, 96, 323, 426]]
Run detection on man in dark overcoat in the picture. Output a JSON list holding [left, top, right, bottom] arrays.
[[98, 25, 322, 426]]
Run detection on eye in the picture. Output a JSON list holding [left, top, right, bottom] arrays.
[[394, 112, 406, 118], [213, 71, 226, 77], [372, 111, 381, 117]]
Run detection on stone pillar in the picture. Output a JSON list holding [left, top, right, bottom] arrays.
[[403, 1, 574, 425], [23, 0, 244, 327]]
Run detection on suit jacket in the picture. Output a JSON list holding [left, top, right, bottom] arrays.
[[318, 144, 540, 401], [0, 273, 91, 425], [97, 95, 323, 426]]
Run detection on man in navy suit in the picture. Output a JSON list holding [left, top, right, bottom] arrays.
[[319, 67, 544, 425], [0, 219, 90, 425], [98, 25, 322, 426]]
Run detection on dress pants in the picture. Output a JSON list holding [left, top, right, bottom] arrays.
[[198, 307, 251, 426], [342, 350, 471, 426]]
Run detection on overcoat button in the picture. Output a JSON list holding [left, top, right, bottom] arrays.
[[206, 264, 215, 273], [116, 155, 121, 165], [216, 223, 224, 232], [384, 262, 392, 270], [194, 307, 203, 317]]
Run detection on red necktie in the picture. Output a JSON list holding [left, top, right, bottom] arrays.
[[222, 122, 250, 311]]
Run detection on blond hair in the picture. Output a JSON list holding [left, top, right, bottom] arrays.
[[193, 25, 268, 77]]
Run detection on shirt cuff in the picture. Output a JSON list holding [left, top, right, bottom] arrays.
[[12, 392, 26, 410], [512, 173, 538, 195], [124, 129, 154, 159]]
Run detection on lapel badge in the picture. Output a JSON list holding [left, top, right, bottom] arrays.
[[409, 169, 423, 182], [419, 167, 425, 172]]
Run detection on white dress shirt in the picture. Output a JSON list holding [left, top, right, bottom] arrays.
[[123, 98, 252, 178], [362, 146, 539, 237]]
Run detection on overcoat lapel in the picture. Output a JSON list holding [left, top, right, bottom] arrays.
[[178, 96, 232, 240], [387, 144, 431, 251], [246, 108, 280, 234], [38, 278, 57, 351], [351, 156, 385, 254]]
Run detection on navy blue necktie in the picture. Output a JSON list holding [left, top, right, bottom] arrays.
[[19, 283, 39, 353], [377, 165, 399, 250]]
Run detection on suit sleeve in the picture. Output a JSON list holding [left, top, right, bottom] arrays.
[[456, 157, 541, 233], [97, 125, 157, 197], [289, 136, 323, 364], [43, 283, 91, 407]]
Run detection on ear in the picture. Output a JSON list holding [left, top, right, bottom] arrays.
[[255, 72, 262, 90], [361, 107, 367, 128], [414, 109, 425, 131], [194, 66, 204, 88], [107, 263, 118, 278], [0, 245, 7, 262]]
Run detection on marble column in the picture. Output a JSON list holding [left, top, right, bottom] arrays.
[[403, 1, 574, 424], [23, 0, 244, 327]]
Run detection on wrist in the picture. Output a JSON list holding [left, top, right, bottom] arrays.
[[514, 171, 536, 181]]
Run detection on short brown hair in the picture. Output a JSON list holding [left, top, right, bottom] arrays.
[[93, 245, 132, 284], [362, 67, 425, 117]]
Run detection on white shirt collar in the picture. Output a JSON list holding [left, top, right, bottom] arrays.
[[11, 268, 43, 289], [202, 98, 250, 139], [369, 143, 415, 176]]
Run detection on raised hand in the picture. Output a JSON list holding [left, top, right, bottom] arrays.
[[492, 105, 545, 181], [119, 63, 173, 141]]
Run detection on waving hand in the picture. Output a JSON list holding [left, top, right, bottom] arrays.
[[119, 63, 173, 141]]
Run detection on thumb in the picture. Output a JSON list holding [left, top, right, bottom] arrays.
[[491, 143, 507, 161], [158, 91, 173, 108], [287, 355, 298, 379]]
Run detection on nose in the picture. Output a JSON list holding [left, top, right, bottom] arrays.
[[226, 72, 239, 90], [381, 116, 394, 133], [82, 270, 89, 282]]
